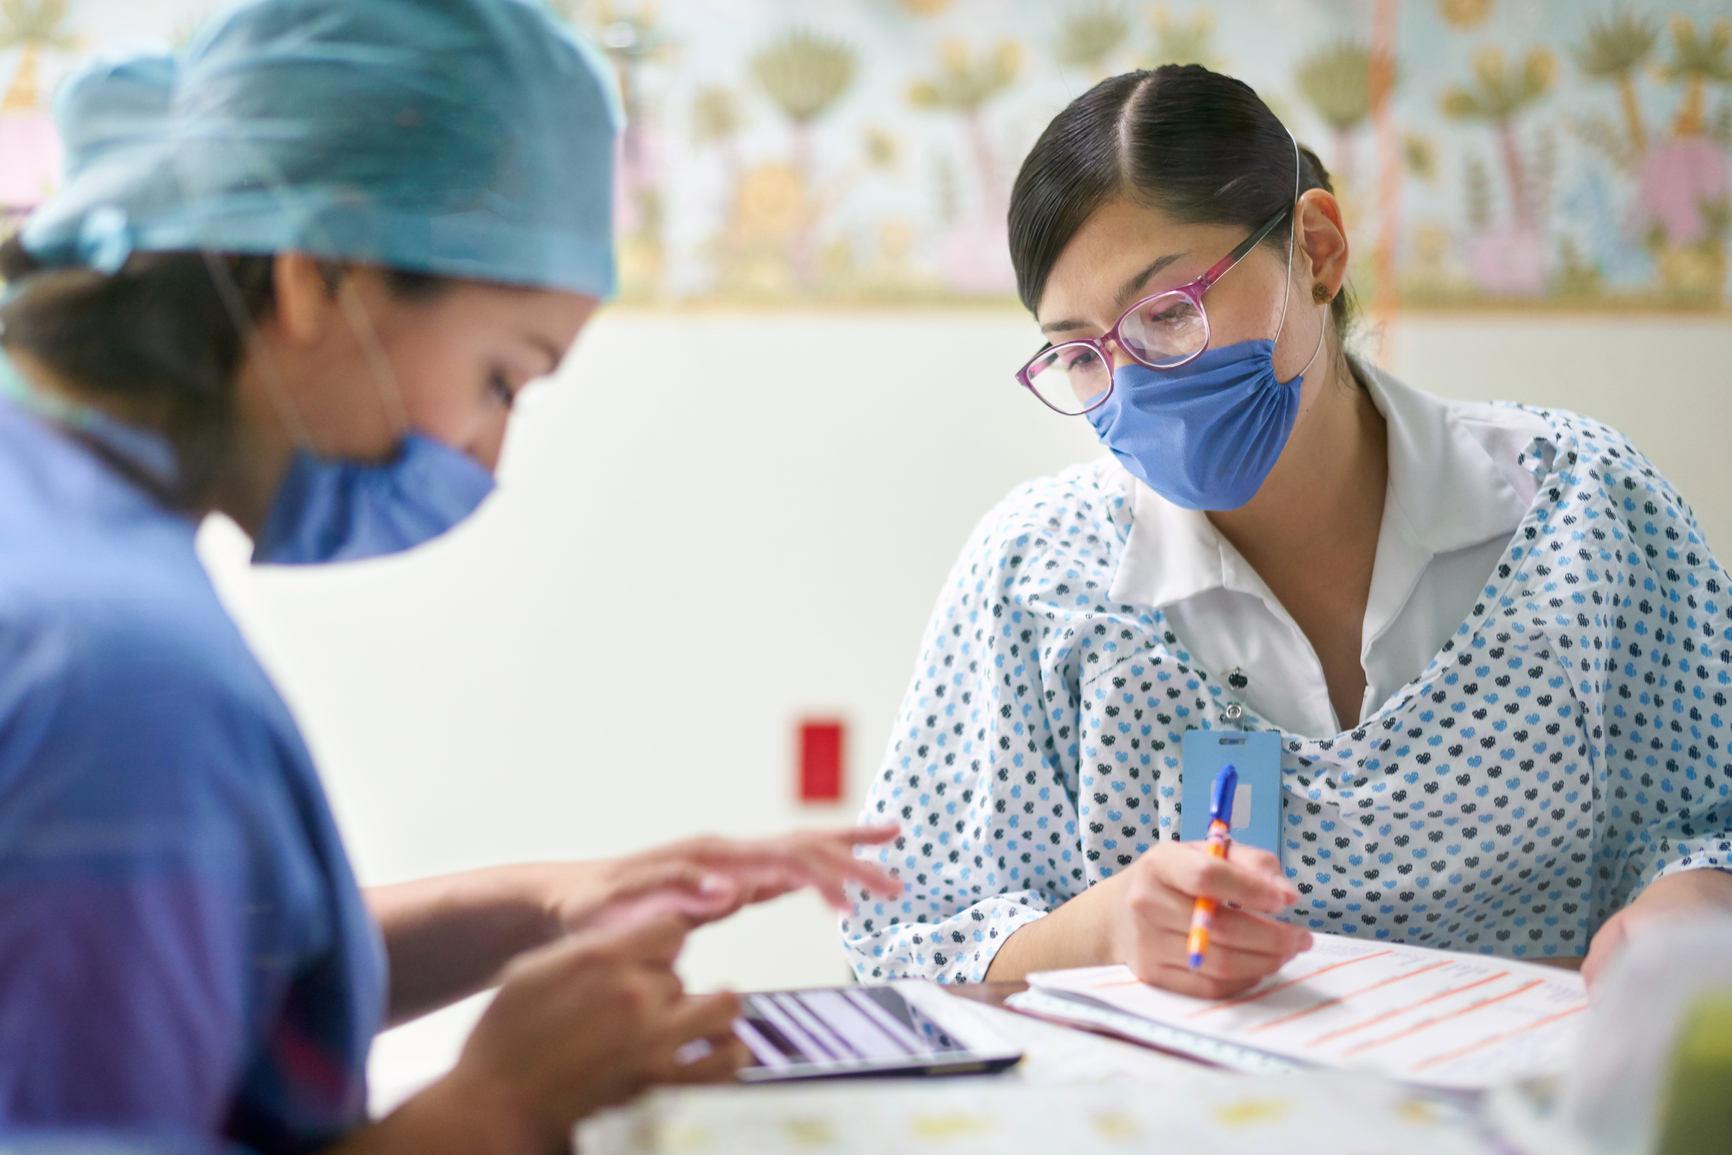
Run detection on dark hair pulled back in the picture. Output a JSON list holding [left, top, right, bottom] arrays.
[[0, 234, 445, 510], [1009, 64, 1353, 336]]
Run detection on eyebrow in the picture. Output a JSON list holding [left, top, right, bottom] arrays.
[[1038, 252, 1188, 335]]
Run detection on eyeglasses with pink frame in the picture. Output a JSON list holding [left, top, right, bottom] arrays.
[[1015, 203, 1294, 416]]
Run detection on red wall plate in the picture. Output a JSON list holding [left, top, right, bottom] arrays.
[[798, 719, 845, 803]]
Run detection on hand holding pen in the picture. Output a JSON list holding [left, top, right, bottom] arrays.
[[1086, 769, 1311, 999]]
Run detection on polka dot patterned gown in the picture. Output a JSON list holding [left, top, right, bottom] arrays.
[[841, 409, 1732, 983]]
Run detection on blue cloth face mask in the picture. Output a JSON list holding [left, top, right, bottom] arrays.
[[252, 434, 496, 565], [1081, 129, 1330, 512], [1086, 338, 1307, 511]]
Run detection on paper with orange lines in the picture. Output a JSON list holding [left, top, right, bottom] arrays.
[[1018, 933, 1587, 1089]]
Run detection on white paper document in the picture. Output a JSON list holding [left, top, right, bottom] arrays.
[[1010, 933, 1588, 1089]]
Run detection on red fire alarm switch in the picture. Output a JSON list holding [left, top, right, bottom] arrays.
[[798, 719, 845, 803]]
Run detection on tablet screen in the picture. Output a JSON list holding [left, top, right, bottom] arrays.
[[734, 986, 972, 1070]]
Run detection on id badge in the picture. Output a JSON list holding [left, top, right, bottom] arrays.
[[1180, 729, 1282, 856]]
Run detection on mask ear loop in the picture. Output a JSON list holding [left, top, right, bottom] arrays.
[[1277, 129, 1328, 387], [199, 247, 316, 452], [333, 274, 411, 437]]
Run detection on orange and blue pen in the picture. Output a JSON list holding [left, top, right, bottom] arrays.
[[1187, 764, 1237, 971]]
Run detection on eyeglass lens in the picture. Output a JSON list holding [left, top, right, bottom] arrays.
[[1024, 344, 1112, 415], [1023, 291, 1209, 415], [1118, 292, 1208, 368]]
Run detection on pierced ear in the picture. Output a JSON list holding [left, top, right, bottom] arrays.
[[1312, 283, 1333, 305]]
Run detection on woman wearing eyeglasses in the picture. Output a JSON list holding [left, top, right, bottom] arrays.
[[843, 64, 1732, 998], [0, 2, 903, 1152]]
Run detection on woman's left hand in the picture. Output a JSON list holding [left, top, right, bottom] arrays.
[[541, 825, 905, 936], [1581, 868, 1732, 989]]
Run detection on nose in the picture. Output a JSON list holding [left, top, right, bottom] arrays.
[[1104, 335, 1138, 374]]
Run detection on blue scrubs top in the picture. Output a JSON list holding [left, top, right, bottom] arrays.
[[0, 366, 385, 1153]]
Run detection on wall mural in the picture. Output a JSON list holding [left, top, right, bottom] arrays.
[[1, 0, 1728, 311]]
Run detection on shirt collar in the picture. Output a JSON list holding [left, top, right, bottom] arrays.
[[1364, 363, 1530, 557], [1109, 366, 1534, 613]]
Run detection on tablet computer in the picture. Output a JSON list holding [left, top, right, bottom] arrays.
[[731, 980, 1023, 1083]]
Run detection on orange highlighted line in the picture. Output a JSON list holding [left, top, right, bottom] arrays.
[[1409, 1004, 1587, 1072], [1246, 961, 1452, 1035], [1341, 979, 1543, 1057], [1305, 972, 1508, 1048], [1186, 951, 1395, 1019]]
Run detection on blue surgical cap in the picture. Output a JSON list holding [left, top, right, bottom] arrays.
[[21, 0, 622, 298]]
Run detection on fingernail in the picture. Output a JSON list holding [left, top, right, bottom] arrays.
[[698, 873, 731, 895]]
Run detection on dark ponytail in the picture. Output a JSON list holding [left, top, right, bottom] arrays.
[[1008, 64, 1354, 338], [0, 235, 449, 510], [0, 236, 277, 507]]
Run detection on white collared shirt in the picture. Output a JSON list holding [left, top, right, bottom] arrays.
[[1107, 366, 1553, 739]]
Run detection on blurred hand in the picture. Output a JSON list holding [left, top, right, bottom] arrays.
[[441, 915, 747, 1151], [1582, 868, 1732, 989], [1107, 840, 1312, 998], [545, 825, 905, 935]]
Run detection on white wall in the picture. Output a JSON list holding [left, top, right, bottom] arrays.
[[193, 310, 1730, 1108]]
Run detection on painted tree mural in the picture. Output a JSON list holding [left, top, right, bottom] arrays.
[[1573, 6, 1659, 165], [1054, 4, 1131, 82], [1296, 40, 1373, 196], [0, 0, 74, 220], [1441, 45, 1556, 294], [10, 0, 1719, 307], [908, 38, 1021, 293], [1632, 16, 1732, 299], [739, 30, 857, 291]]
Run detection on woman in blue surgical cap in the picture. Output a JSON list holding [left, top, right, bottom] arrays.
[[0, 1, 898, 1151]]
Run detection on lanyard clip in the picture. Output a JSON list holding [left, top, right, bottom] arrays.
[[1219, 669, 1248, 729]]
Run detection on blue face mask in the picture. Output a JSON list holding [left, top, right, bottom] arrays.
[[252, 433, 496, 565], [1086, 339, 1305, 512]]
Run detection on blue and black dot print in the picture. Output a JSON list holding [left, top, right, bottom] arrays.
[[842, 408, 1732, 984]]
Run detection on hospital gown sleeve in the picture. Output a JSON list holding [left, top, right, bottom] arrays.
[[841, 466, 1137, 983], [1590, 437, 1732, 914], [0, 613, 304, 1152]]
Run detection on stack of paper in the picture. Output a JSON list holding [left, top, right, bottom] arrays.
[[1008, 932, 1587, 1089]]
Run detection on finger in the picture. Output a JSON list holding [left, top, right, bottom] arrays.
[[1144, 963, 1271, 1000], [661, 990, 743, 1047], [797, 851, 854, 911], [851, 863, 904, 898], [586, 883, 743, 933], [662, 1037, 751, 1085], [596, 913, 690, 968], [615, 858, 711, 898], [836, 823, 902, 846], [1144, 925, 1296, 983], [1163, 846, 1297, 912], [787, 840, 900, 899], [814, 842, 904, 898], [1192, 908, 1312, 958], [1224, 843, 1289, 887], [681, 825, 901, 870]]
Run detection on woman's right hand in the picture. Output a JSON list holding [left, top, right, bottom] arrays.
[[435, 915, 747, 1152], [1109, 841, 1312, 998]]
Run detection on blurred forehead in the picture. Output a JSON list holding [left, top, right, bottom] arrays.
[[1035, 198, 1249, 332]]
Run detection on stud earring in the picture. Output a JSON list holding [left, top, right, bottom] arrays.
[[1312, 283, 1333, 304]]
